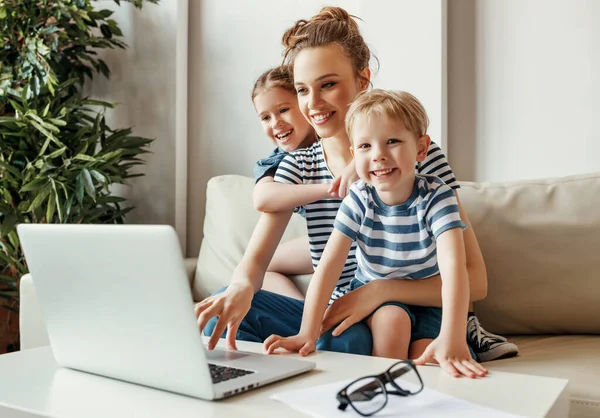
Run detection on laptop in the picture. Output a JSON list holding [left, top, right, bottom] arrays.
[[17, 224, 315, 400]]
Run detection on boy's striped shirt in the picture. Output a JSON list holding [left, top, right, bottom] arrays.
[[334, 176, 466, 284], [274, 140, 458, 301]]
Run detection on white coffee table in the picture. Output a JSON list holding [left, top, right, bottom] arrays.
[[0, 340, 568, 418]]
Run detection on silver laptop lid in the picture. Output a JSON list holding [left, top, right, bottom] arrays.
[[18, 224, 215, 399]]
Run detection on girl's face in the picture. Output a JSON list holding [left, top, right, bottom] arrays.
[[254, 87, 316, 152], [293, 44, 370, 140]]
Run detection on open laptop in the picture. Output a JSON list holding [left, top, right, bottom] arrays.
[[17, 224, 315, 400]]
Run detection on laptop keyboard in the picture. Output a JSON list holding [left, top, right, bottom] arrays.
[[208, 363, 254, 384]]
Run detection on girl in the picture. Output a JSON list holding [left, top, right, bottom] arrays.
[[250, 66, 317, 301]]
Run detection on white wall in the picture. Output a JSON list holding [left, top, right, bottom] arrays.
[[85, 0, 188, 249], [187, 0, 447, 257], [448, 0, 600, 182]]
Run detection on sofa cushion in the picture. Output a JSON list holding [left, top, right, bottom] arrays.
[[489, 335, 600, 417], [459, 172, 600, 335], [193, 175, 307, 300]]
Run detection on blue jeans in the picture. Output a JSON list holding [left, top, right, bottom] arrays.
[[203, 287, 372, 355]]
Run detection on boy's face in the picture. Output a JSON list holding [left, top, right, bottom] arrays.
[[350, 113, 430, 205], [254, 87, 315, 152]]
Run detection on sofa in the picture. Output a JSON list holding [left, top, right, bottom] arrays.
[[19, 172, 600, 418]]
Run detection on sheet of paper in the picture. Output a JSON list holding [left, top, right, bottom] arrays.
[[271, 379, 526, 418]]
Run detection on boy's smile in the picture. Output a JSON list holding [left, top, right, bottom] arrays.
[[351, 113, 430, 206]]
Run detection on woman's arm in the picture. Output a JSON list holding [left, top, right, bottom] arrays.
[[232, 210, 295, 292], [253, 176, 330, 212], [195, 210, 294, 350]]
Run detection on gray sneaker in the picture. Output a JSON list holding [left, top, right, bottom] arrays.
[[468, 316, 519, 362]]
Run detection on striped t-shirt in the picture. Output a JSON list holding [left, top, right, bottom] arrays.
[[334, 176, 466, 284], [274, 140, 459, 301]]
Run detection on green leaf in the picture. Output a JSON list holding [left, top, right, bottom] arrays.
[[47, 147, 67, 159], [76, 174, 85, 204], [73, 154, 97, 162], [20, 178, 48, 193], [81, 169, 96, 201], [1, 214, 19, 236], [26, 183, 52, 212], [49, 118, 67, 127], [0, 161, 22, 177], [90, 170, 107, 184], [46, 189, 56, 222]]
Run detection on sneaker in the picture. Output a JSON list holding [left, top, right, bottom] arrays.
[[467, 315, 519, 362]]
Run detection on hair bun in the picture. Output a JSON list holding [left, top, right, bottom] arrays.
[[315, 6, 351, 23]]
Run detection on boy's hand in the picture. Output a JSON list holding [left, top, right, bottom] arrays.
[[413, 334, 488, 378], [194, 282, 254, 351], [264, 333, 316, 356], [328, 160, 358, 198]]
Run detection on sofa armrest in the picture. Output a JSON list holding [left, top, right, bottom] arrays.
[[19, 274, 50, 350]]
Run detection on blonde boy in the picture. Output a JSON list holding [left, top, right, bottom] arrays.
[[265, 90, 487, 378]]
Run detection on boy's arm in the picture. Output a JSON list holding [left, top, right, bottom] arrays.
[[414, 227, 487, 378], [253, 177, 331, 212], [300, 230, 353, 340], [264, 230, 353, 354], [434, 228, 470, 340]]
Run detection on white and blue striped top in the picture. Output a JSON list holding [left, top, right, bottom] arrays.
[[274, 140, 459, 301], [334, 176, 466, 284]]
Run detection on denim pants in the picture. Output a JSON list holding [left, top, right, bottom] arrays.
[[203, 287, 373, 355]]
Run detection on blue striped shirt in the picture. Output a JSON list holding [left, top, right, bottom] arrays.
[[334, 176, 466, 283], [274, 140, 458, 301]]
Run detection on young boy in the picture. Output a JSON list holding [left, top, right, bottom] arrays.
[[264, 90, 488, 378]]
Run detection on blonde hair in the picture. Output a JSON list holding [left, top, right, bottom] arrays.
[[281, 6, 372, 86], [251, 66, 295, 101], [345, 89, 429, 142]]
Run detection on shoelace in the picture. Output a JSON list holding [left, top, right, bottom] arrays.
[[468, 317, 505, 348]]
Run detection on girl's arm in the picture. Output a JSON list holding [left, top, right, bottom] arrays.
[[253, 176, 330, 212]]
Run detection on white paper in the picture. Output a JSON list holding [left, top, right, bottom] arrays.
[[271, 379, 526, 418]]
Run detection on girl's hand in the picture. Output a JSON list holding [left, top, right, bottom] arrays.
[[319, 280, 383, 337], [328, 160, 358, 198], [413, 334, 488, 378], [264, 333, 316, 356]]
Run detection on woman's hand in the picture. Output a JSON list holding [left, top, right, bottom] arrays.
[[194, 282, 254, 351], [264, 333, 317, 356], [413, 334, 488, 378], [328, 160, 358, 198], [320, 280, 383, 337]]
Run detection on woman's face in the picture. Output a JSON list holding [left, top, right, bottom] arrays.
[[293, 44, 369, 140], [254, 87, 315, 152]]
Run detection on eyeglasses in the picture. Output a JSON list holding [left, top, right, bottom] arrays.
[[336, 360, 424, 416]]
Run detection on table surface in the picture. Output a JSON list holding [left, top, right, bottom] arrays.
[[0, 340, 569, 418]]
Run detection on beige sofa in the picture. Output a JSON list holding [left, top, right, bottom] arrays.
[[19, 172, 600, 417]]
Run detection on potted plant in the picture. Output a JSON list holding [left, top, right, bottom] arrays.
[[0, 0, 157, 353]]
